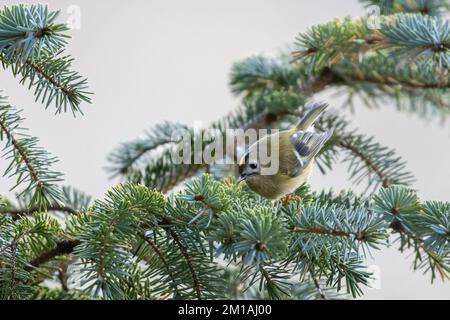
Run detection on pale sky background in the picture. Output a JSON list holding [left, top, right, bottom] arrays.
[[0, 0, 449, 299]]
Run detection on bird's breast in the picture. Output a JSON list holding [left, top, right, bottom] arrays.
[[245, 163, 314, 200]]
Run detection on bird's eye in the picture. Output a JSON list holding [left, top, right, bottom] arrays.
[[249, 163, 258, 169]]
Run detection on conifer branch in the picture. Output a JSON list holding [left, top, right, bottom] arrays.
[[162, 222, 203, 300], [2, 1, 449, 301], [5, 178, 449, 299], [0, 4, 68, 63], [25, 239, 80, 272], [118, 14, 449, 193], [309, 267, 328, 300], [360, 0, 450, 16], [0, 205, 77, 219], [374, 186, 450, 281], [0, 5, 92, 114], [0, 115, 40, 183], [141, 235, 178, 293], [107, 122, 188, 176], [339, 141, 392, 188], [0, 98, 63, 209]]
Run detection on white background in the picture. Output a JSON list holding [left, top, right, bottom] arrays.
[[0, 0, 449, 299]]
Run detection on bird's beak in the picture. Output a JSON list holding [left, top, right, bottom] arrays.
[[237, 175, 247, 184]]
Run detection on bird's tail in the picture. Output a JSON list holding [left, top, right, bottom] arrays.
[[290, 130, 333, 169], [296, 102, 328, 131]]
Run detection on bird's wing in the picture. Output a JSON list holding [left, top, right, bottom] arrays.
[[287, 130, 332, 177], [296, 102, 328, 131]]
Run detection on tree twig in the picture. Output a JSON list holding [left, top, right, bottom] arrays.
[[0, 205, 77, 219], [25, 239, 81, 272], [161, 219, 203, 300], [0, 119, 42, 188], [309, 266, 328, 300], [141, 234, 178, 295], [339, 141, 391, 188]]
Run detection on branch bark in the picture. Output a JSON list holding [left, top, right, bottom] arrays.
[[160, 219, 203, 300], [1, 205, 77, 219], [25, 239, 81, 272], [339, 141, 391, 188], [0, 119, 42, 188]]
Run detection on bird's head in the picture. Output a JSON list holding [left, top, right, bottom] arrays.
[[237, 153, 261, 183]]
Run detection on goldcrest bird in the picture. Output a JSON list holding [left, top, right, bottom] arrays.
[[237, 103, 332, 200]]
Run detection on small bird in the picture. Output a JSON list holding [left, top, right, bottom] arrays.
[[237, 103, 332, 200]]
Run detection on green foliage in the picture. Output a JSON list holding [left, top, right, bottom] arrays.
[[65, 183, 226, 300], [113, 12, 449, 194], [0, 213, 60, 299], [60, 186, 92, 211], [234, 207, 289, 267], [0, 4, 92, 114], [0, 4, 91, 209], [318, 112, 415, 191], [72, 184, 165, 299], [0, 1, 449, 301], [2, 177, 448, 299], [96, 4, 448, 299], [292, 14, 449, 113], [107, 122, 190, 177], [380, 14, 449, 68], [230, 55, 300, 97], [373, 186, 450, 280], [0, 96, 63, 209], [31, 287, 92, 300], [295, 13, 449, 69], [2, 50, 92, 115], [360, 0, 450, 16], [0, 4, 68, 63]]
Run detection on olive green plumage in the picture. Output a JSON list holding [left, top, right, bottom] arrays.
[[238, 103, 332, 199]]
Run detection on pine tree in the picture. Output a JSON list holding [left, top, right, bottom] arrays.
[[0, 1, 449, 300]]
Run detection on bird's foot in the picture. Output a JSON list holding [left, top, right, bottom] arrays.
[[280, 193, 302, 207]]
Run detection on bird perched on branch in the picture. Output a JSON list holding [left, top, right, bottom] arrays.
[[238, 102, 332, 199]]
